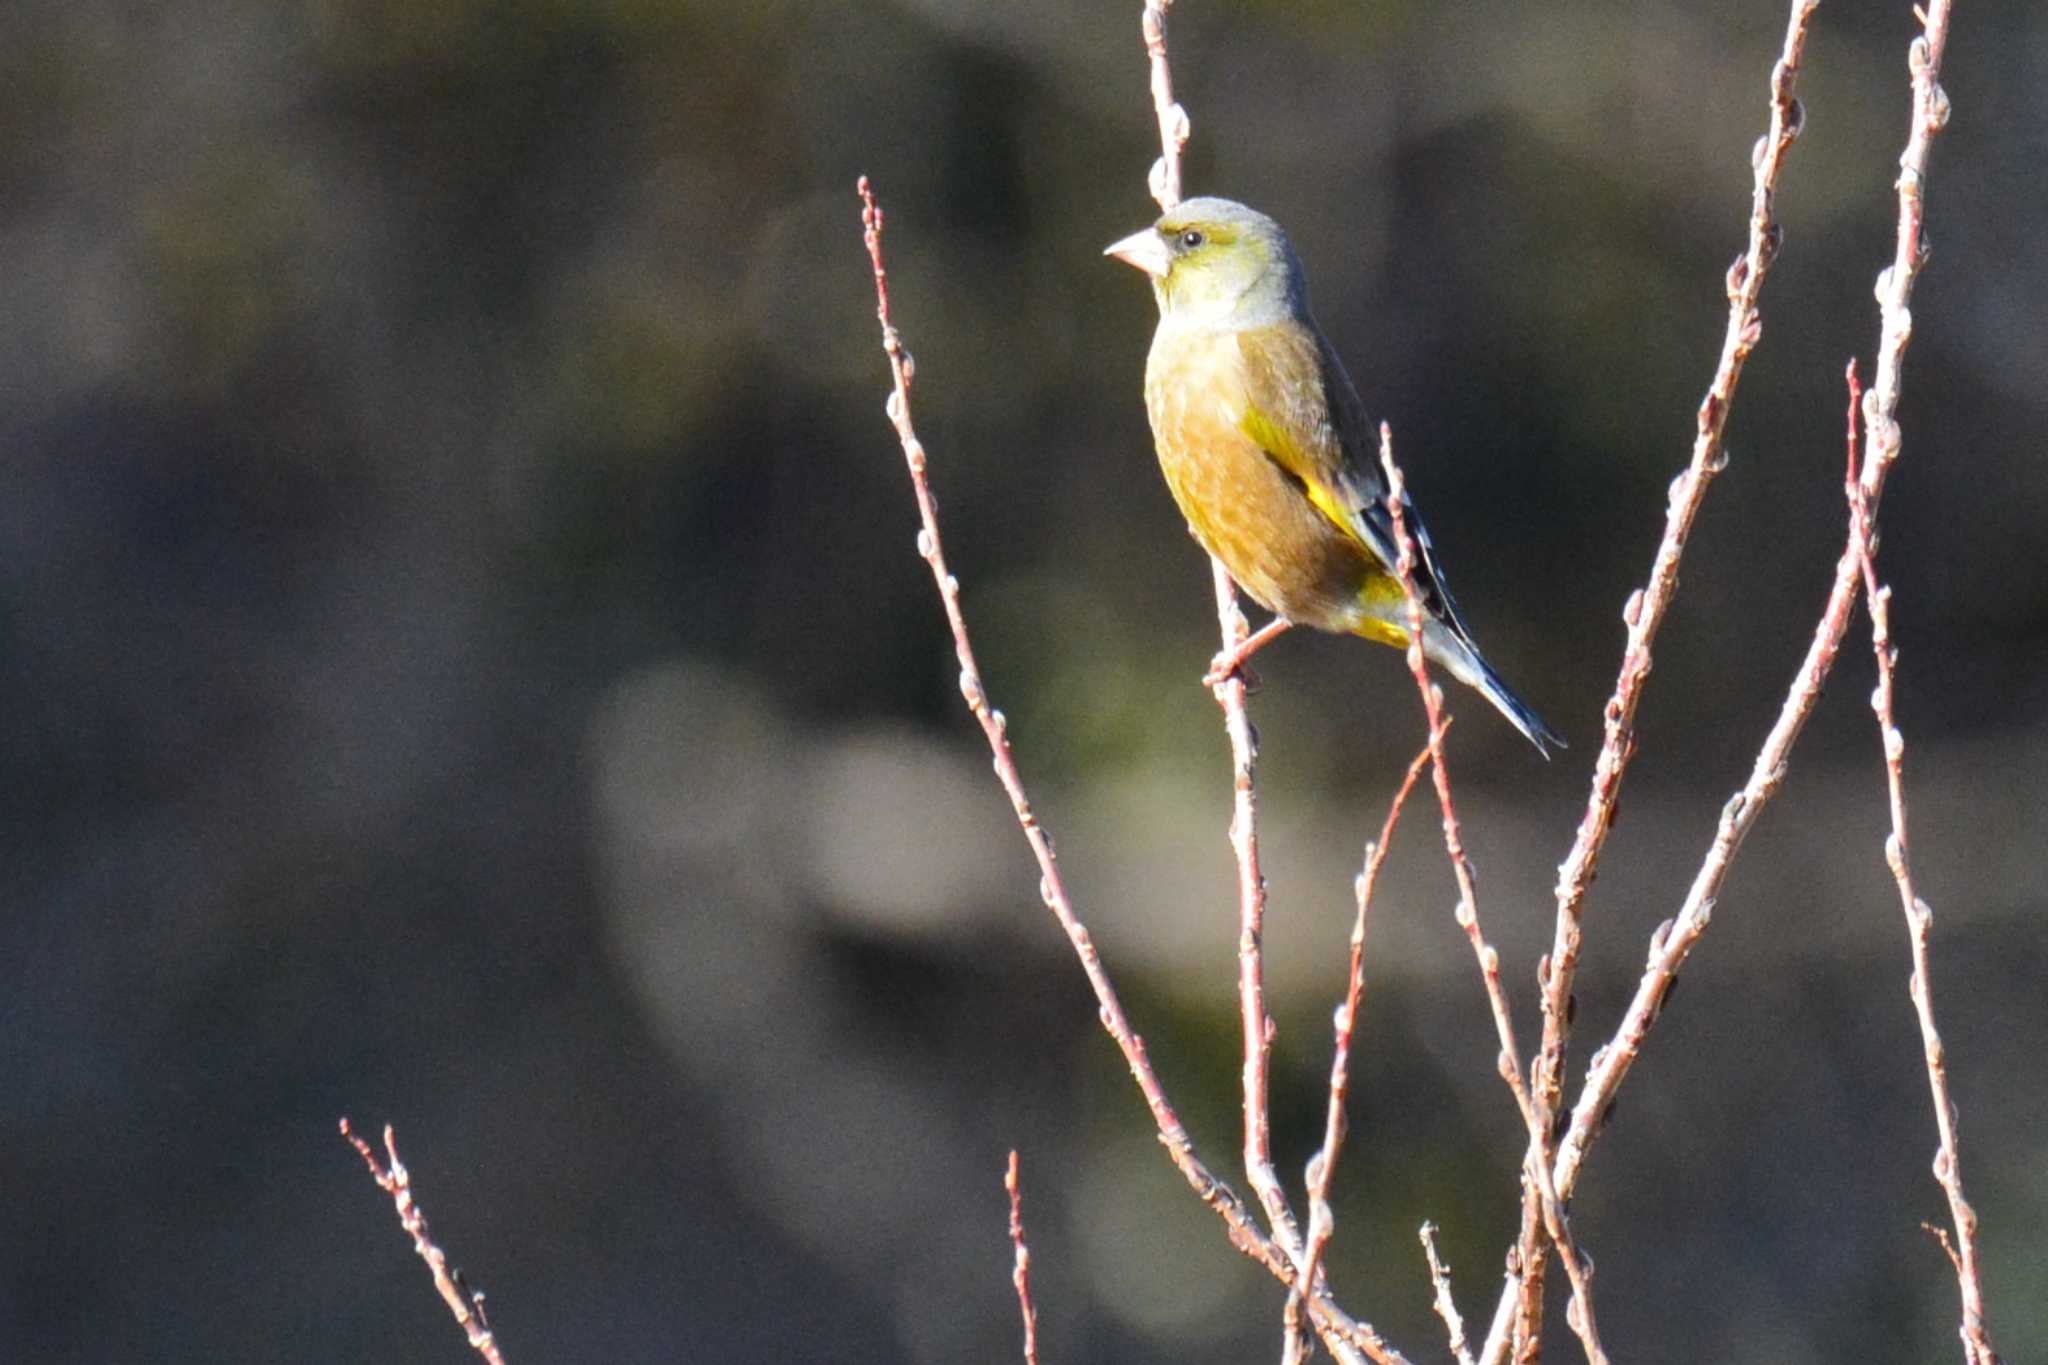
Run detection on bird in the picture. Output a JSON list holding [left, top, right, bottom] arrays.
[[1104, 196, 1564, 756]]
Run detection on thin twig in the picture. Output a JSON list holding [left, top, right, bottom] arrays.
[[1376, 433, 1534, 1125], [339, 1120, 505, 1365], [1376, 430, 1609, 1365], [856, 177, 1400, 1365], [1504, 3, 1821, 1356], [1295, 745, 1433, 1310], [1421, 1222, 1478, 1365], [1141, 0, 1190, 212], [1925, 1223, 1962, 1277], [1537, 0, 1961, 1301], [1850, 386, 1998, 1362], [1005, 1152, 1041, 1365]]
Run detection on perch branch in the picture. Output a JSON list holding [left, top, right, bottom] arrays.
[[856, 177, 1402, 1365], [1133, 0, 1311, 1304]]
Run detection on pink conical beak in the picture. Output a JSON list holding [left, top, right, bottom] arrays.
[[1104, 227, 1171, 278]]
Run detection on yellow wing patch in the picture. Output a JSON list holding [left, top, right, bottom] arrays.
[[1237, 403, 1370, 552], [1353, 614, 1409, 648], [1354, 569, 1412, 645]]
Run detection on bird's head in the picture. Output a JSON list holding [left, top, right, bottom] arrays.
[[1104, 197, 1307, 329]]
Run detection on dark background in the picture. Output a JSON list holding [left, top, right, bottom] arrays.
[[4, 1, 2043, 1361]]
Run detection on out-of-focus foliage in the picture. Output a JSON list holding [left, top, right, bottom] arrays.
[[3, 1, 2044, 1360]]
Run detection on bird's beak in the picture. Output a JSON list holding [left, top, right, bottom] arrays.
[[1104, 227, 1171, 278]]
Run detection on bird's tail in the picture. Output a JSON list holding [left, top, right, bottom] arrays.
[[1420, 619, 1566, 759]]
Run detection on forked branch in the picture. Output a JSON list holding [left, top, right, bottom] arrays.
[[856, 176, 1403, 1365], [339, 1119, 505, 1365], [1511, 1, 1821, 1348], [1377, 430, 1609, 1365]]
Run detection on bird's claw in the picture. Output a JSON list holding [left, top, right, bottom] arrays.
[[1204, 654, 1263, 694], [1205, 617, 1292, 693]]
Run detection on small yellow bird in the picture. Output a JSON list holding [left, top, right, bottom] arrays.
[[1106, 197, 1563, 755]]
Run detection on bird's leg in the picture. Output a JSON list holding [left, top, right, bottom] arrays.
[[1204, 616, 1293, 689]]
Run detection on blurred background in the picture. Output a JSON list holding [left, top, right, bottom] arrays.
[[4, 0, 2044, 1360]]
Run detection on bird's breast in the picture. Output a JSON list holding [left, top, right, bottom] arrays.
[[1142, 326, 1376, 633]]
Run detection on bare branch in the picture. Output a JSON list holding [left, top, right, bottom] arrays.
[[1861, 1, 1954, 482], [1539, 0, 1819, 1035], [1851, 382, 1999, 1361], [1141, 0, 1190, 212], [1005, 1152, 1042, 1365], [339, 1120, 505, 1365], [1421, 1222, 1478, 1365], [1376, 430, 1534, 1134], [1296, 745, 1433, 1308], [1492, 20, 1969, 1364], [1505, 3, 1822, 1347], [1377, 430, 1609, 1365], [1551, 0, 1960, 1212], [1550, 472, 1862, 1193], [855, 177, 1403, 1365]]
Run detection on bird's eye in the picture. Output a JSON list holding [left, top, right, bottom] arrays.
[[1179, 229, 1206, 250]]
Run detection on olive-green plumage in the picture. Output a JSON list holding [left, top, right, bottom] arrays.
[[1106, 197, 1563, 755]]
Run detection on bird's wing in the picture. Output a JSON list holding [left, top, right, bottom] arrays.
[[1233, 323, 1472, 638], [1232, 322, 1387, 553]]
